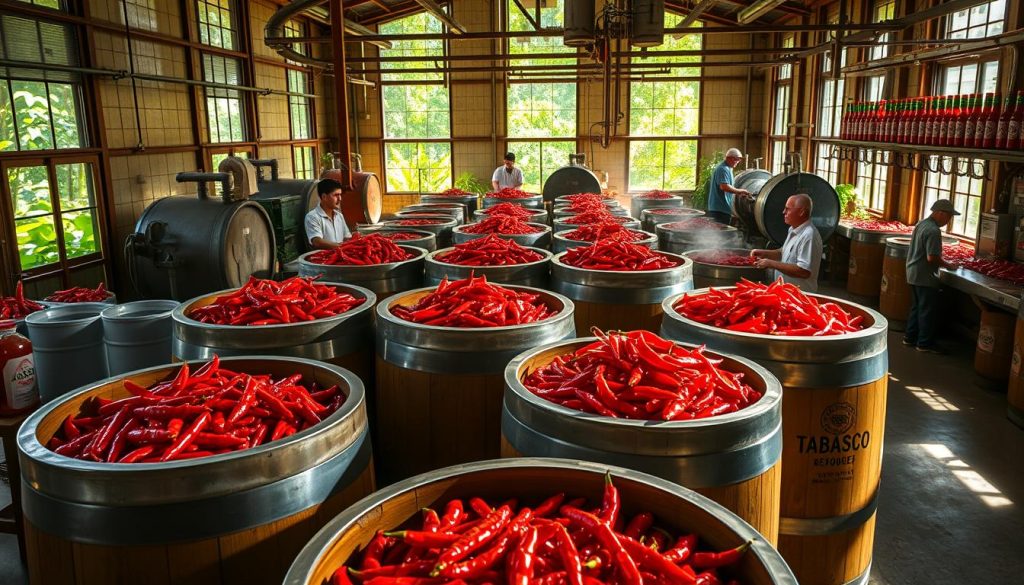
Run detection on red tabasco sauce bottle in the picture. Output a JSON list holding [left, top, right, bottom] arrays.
[[964, 94, 981, 148], [1007, 91, 1024, 150], [996, 91, 1019, 149], [974, 93, 994, 147], [936, 97, 951, 146], [983, 93, 1003, 149], [925, 97, 941, 146], [953, 94, 971, 147], [0, 320, 38, 415]]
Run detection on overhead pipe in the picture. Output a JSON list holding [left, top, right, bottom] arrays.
[[412, 0, 466, 34], [345, 47, 797, 63], [264, 0, 392, 70], [358, 60, 792, 76]]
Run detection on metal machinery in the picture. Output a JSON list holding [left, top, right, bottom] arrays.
[[247, 159, 318, 264], [321, 153, 384, 229], [731, 155, 841, 245], [542, 154, 603, 202], [126, 169, 276, 301]]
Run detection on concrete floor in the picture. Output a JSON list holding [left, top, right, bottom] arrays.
[[0, 290, 1023, 585]]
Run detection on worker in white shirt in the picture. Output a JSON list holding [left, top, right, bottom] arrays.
[[749, 193, 823, 291], [491, 152, 525, 191], [304, 178, 352, 250]]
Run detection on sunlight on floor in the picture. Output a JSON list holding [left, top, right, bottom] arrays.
[[916, 444, 1013, 507], [905, 385, 959, 411]]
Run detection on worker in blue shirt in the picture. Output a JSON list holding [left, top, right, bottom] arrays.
[[706, 148, 750, 224]]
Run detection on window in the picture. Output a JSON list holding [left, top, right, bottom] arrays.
[[196, 0, 236, 50], [0, 16, 86, 152], [506, 0, 576, 192], [778, 35, 794, 81], [283, 19, 308, 60], [380, 13, 451, 193], [945, 0, 1005, 39], [815, 78, 844, 183], [287, 69, 312, 140], [4, 160, 103, 274], [871, 1, 896, 61], [12, 0, 62, 8], [856, 154, 889, 212], [210, 149, 248, 170], [865, 74, 886, 102], [627, 12, 700, 191], [293, 145, 315, 180], [202, 54, 245, 143], [770, 85, 791, 175], [921, 158, 984, 238], [940, 60, 999, 95]]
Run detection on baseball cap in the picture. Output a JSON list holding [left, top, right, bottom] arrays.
[[931, 199, 961, 216]]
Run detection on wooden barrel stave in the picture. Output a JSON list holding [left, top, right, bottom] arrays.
[[974, 305, 1016, 381], [847, 239, 886, 297], [571, 299, 665, 333]]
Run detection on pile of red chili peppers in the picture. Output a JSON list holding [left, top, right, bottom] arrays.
[[0, 281, 45, 319], [646, 208, 694, 216], [45, 357, 347, 463], [391, 275, 555, 327], [562, 212, 629, 226], [561, 193, 608, 204], [188, 276, 365, 326], [45, 283, 110, 303], [439, 188, 473, 196], [958, 257, 1024, 286], [562, 241, 679, 271], [637, 190, 674, 199], [436, 235, 545, 266], [488, 188, 533, 199], [395, 219, 450, 226], [524, 329, 761, 421], [403, 211, 456, 218], [481, 203, 540, 219], [329, 474, 749, 585], [562, 224, 648, 243], [841, 219, 912, 232], [686, 251, 757, 267], [560, 200, 609, 214], [378, 232, 430, 242], [941, 243, 974, 267], [674, 278, 865, 336], [663, 218, 728, 231], [308, 234, 415, 265], [462, 216, 543, 235]]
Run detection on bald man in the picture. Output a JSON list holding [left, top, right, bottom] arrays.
[[706, 147, 750, 224], [750, 194, 822, 291]]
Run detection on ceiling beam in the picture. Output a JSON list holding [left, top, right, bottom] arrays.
[[412, 0, 466, 33]]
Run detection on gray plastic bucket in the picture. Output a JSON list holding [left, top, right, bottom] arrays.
[[101, 300, 179, 375], [25, 303, 108, 403]]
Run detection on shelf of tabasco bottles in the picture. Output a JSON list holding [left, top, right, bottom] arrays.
[[826, 90, 1024, 164]]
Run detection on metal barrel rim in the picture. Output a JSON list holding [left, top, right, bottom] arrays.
[[25, 303, 108, 327], [683, 249, 771, 283], [100, 300, 179, 324], [551, 230, 657, 254], [451, 223, 552, 248], [284, 458, 799, 585], [553, 218, 641, 232]]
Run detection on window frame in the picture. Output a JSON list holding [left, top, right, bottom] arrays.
[[769, 67, 792, 175], [195, 0, 238, 51], [201, 53, 247, 144], [943, 0, 1006, 40], [920, 157, 986, 239], [292, 144, 316, 180]]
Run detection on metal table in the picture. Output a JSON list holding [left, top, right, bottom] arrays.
[[939, 267, 1024, 313]]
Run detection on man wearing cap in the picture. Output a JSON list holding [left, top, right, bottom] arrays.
[[706, 148, 751, 224], [904, 199, 959, 354], [750, 193, 822, 291], [492, 152, 524, 191], [304, 178, 352, 250]]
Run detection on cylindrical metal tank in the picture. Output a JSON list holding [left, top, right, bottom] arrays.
[[732, 171, 840, 245], [128, 196, 276, 301], [542, 164, 602, 202], [563, 0, 596, 46], [631, 0, 666, 47]]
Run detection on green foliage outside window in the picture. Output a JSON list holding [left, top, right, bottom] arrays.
[[385, 142, 451, 193], [628, 140, 697, 192], [9, 163, 99, 270], [509, 141, 574, 193], [0, 80, 83, 152]]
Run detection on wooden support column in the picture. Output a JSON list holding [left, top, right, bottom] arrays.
[[331, 0, 353, 187]]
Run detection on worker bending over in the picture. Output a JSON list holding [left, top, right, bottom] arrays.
[[903, 199, 959, 354]]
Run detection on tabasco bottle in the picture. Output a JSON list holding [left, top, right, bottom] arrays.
[[936, 97, 951, 146], [1007, 91, 1024, 149], [916, 97, 931, 145], [996, 91, 1019, 149], [906, 98, 922, 144], [0, 321, 38, 415], [952, 94, 970, 147], [890, 99, 904, 143], [974, 93, 994, 147], [983, 93, 1002, 148], [965, 94, 981, 148]]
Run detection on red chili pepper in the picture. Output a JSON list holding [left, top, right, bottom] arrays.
[[0, 280, 45, 319], [461, 216, 542, 235], [507, 524, 540, 585], [435, 235, 544, 266], [562, 212, 630, 227], [45, 282, 110, 303], [392, 275, 554, 328], [487, 187, 532, 199], [562, 223, 648, 244], [309, 233, 414, 266], [561, 241, 678, 271], [691, 541, 750, 569], [480, 203, 539, 218], [432, 505, 513, 572], [598, 473, 620, 527], [188, 276, 364, 326]]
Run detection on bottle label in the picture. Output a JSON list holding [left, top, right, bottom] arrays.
[[1009, 119, 1021, 141], [997, 120, 1009, 141], [3, 353, 37, 410], [985, 121, 997, 140]]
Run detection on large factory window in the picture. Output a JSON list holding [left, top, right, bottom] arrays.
[[815, 11, 845, 184], [506, 0, 576, 192], [196, 0, 237, 50], [202, 54, 246, 143], [0, 16, 86, 152], [921, 158, 984, 238], [288, 69, 312, 140], [944, 0, 1005, 39], [379, 13, 451, 193], [626, 11, 700, 192], [3, 159, 102, 275], [768, 34, 792, 176], [939, 60, 999, 95], [856, 156, 889, 213], [293, 146, 315, 180]]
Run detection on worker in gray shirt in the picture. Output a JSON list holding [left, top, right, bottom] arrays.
[[904, 199, 959, 354]]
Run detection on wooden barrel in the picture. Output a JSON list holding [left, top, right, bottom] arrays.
[[879, 237, 912, 323], [424, 247, 551, 287], [171, 283, 376, 384], [353, 227, 437, 252], [394, 210, 465, 225], [847, 228, 904, 297], [17, 356, 375, 585], [320, 170, 383, 228], [451, 222, 552, 249], [657, 222, 743, 254], [554, 217, 641, 233], [551, 230, 657, 254], [502, 337, 783, 543], [374, 286, 575, 483], [1008, 304, 1024, 428], [383, 217, 459, 247], [297, 246, 426, 298], [641, 207, 704, 232], [483, 193, 543, 209], [473, 207, 549, 224], [683, 248, 771, 288], [630, 194, 684, 219], [550, 251, 692, 333], [421, 194, 479, 221], [662, 291, 888, 585], [284, 459, 799, 585], [974, 303, 1016, 381]]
